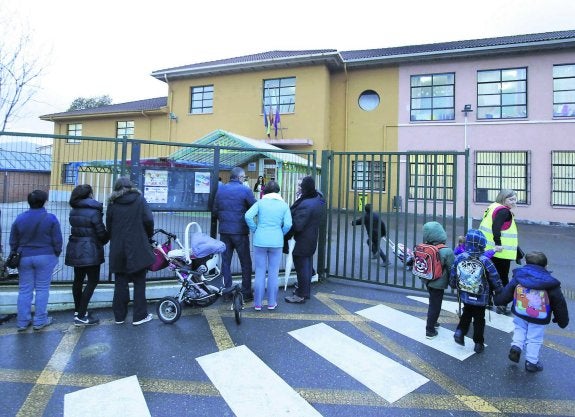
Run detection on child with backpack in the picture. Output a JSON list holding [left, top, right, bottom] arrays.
[[413, 221, 454, 339], [494, 251, 569, 372], [450, 229, 503, 353]]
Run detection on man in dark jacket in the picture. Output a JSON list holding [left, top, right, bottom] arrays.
[[352, 203, 388, 264], [284, 176, 325, 304], [107, 177, 155, 326], [213, 167, 257, 300]]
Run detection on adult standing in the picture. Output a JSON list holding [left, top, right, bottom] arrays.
[[253, 175, 266, 199], [11, 190, 62, 331], [65, 184, 109, 326], [213, 166, 257, 301], [284, 176, 325, 304], [478, 189, 521, 315], [245, 180, 292, 310], [107, 177, 155, 325]]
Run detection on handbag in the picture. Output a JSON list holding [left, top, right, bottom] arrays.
[[5, 251, 21, 269]]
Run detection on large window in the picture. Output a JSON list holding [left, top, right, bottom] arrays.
[[66, 123, 82, 144], [116, 121, 134, 139], [408, 154, 455, 201], [551, 151, 575, 206], [351, 160, 386, 192], [477, 68, 527, 119], [190, 85, 213, 114], [475, 151, 529, 203], [263, 77, 295, 113], [553, 64, 575, 117], [410, 73, 455, 121]]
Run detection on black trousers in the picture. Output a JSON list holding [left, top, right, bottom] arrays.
[[220, 234, 253, 295], [457, 304, 487, 344], [492, 257, 511, 286], [72, 265, 101, 317], [366, 237, 387, 261], [293, 254, 313, 299], [426, 286, 444, 333], [112, 268, 148, 322]]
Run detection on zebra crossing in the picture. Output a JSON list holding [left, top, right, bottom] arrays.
[[63, 295, 515, 416]]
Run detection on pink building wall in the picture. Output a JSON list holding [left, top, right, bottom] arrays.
[[396, 50, 575, 224]]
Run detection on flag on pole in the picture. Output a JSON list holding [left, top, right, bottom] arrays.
[[263, 105, 268, 128], [274, 105, 280, 137]]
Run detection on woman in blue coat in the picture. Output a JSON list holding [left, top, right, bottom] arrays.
[[245, 180, 292, 310], [65, 184, 109, 326]]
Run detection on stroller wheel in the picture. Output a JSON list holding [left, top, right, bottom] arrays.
[[156, 296, 182, 324], [233, 290, 243, 325]]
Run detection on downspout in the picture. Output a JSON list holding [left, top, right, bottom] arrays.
[[164, 74, 173, 142], [343, 62, 349, 152]]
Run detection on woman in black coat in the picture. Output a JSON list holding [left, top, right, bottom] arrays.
[[106, 177, 155, 326], [65, 184, 109, 326]]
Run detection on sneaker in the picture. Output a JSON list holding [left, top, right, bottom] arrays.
[[33, 317, 53, 331], [132, 314, 153, 326], [17, 322, 31, 332], [474, 343, 485, 353], [508, 346, 521, 363], [525, 360, 544, 372], [115, 320, 125, 325], [426, 329, 438, 339], [285, 295, 306, 304], [453, 329, 465, 346], [254, 305, 262, 311], [434, 322, 440, 329], [267, 304, 277, 310], [292, 290, 310, 300], [74, 315, 100, 326]]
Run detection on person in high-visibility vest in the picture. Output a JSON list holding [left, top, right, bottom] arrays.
[[478, 189, 523, 315]]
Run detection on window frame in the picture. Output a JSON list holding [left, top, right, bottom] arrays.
[[553, 64, 575, 117], [477, 67, 527, 120], [551, 151, 575, 207], [351, 159, 386, 193], [66, 123, 82, 144], [116, 120, 134, 139], [410, 72, 455, 121], [189, 84, 214, 114], [61, 163, 75, 185], [408, 154, 455, 201], [474, 151, 530, 204], [263, 77, 296, 114]]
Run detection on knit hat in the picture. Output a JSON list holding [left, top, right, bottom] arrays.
[[300, 176, 316, 197]]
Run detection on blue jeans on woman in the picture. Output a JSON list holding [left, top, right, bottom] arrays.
[[17, 254, 58, 328], [253, 246, 282, 308]]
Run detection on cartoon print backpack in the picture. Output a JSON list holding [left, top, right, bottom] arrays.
[[456, 256, 486, 295], [412, 243, 446, 281], [513, 284, 550, 320]]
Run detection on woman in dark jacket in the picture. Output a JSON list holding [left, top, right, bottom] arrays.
[[65, 184, 109, 326], [106, 177, 155, 326]]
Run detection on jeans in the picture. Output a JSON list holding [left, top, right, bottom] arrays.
[[72, 265, 101, 317], [17, 254, 58, 327], [293, 254, 313, 299], [220, 234, 253, 295], [253, 246, 282, 307], [426, 286, 444, 333], [112, 268, 148, 322], [457, 303, 487, 343], [512, 316, 546, 364]]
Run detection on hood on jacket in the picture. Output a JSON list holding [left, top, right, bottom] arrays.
[[423, 221, 447, 245], [512, 264, 561, 290], [465, 229, 486, 255], [73, 198, 103, 211], [108, 188, 141, 204]]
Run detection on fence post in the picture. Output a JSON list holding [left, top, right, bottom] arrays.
[[317, 150, 331, 279]]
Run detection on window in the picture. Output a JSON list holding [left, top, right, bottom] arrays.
[[358, 90, 380, 111], [410, 73, 455, 121], [477, 68, 527, 119], [263, 77, 295, 113], [351, 160, 386, 192], [475, 151, 529, 203], [66, 123, 82, 144], [61, 163, 75, 185], [551, 151, 575, 206], [190, 85, 213, 114], [553, 64, 575, 117], [116, 121, 134, 139], [408, 154, 455, 201]]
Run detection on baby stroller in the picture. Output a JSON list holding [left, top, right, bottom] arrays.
[[150, 222, 244, 324], [382, 237, 414, 269]]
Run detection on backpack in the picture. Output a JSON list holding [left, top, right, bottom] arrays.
[[412, 243, 446, 281], [513, 284, 550, 321], [456, 256, 486, 295]]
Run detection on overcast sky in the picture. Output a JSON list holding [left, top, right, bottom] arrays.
[[3, 0, 575, 134]]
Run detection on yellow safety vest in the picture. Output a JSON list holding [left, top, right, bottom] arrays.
[[478, 202, 518, 260]]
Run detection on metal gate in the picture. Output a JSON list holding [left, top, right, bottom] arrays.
[[318, 150, 470, 291]]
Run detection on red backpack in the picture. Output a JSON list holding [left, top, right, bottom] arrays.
[[412, 243, 446, 281]]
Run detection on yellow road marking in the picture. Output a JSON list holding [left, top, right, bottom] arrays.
[[203, 308, 235, 351]]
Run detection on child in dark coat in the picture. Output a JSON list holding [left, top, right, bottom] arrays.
[[351, 204, 388, 265], [450, 229, 503, 353], [495, 251, 569, 372]]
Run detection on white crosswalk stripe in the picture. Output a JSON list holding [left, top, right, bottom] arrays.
[[356, 304, 478, 360], [196, 345, 322, 417], [289, 322, 429, 403], [407, 295, 515, 333]]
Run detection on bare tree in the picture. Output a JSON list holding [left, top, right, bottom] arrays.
[[0, 14, 44, 131]]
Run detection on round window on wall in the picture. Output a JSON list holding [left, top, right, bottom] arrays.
[[358, 90, 380, 111]]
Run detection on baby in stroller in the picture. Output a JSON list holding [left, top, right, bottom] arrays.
[[150, 222, 244, 324]]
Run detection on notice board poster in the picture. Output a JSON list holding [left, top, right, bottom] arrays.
[[144, 168, 211, 211]]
